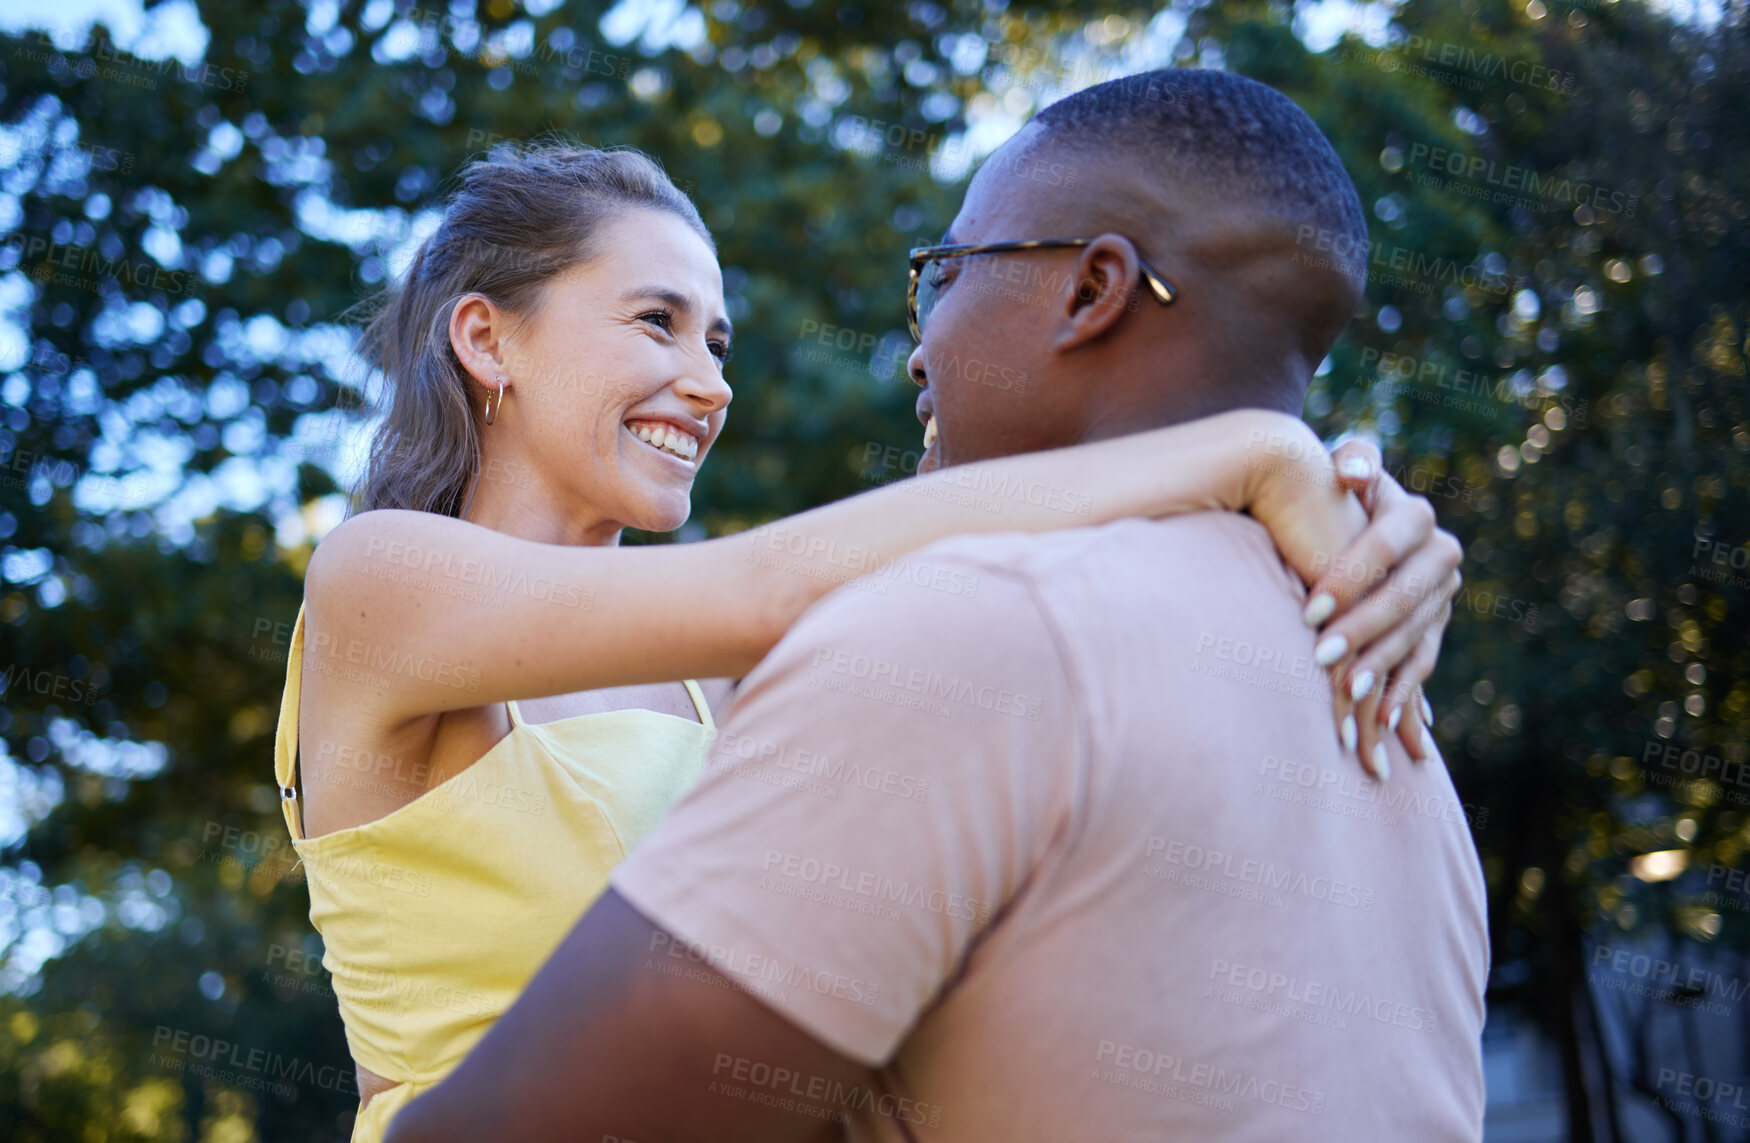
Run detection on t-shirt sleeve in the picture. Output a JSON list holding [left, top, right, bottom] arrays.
[[610, 543, 1081, 1067]]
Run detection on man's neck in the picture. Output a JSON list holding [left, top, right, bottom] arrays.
[[1073, 366, 1306, 444]]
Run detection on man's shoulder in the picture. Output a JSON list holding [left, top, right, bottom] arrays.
[[897, 512, 1285, 597], [783, 512, 1287, 659], [789, 534, 1047, 654]]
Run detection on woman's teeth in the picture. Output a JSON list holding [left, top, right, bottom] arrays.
[[922, 415, 937, 450], [629, 421, 699, 460]]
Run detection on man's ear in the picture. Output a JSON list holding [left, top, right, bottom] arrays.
[[1053, 234, 1141, 351]]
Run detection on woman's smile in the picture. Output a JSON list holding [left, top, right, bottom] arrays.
[[624, 417, 702, 466]]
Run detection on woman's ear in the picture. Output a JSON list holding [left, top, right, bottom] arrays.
[[449, 293, 508, 387], [1052, 234, 1142, 351]]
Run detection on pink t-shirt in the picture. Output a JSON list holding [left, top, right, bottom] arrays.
[[612, 512, 1489, 1141]]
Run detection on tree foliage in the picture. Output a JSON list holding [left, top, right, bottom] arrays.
[[0, 1, 1745, 1138]]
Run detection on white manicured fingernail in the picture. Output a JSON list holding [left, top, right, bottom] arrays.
[[1314, 635, 1349, 666], [1388, 703, 1402, 732], [1301, 592, 1336, 627], [1420, 692, 1434, 724], [1421, 724, 1436, 757], [1339, 456, 1372, 479], [1372, 743, 1391, 781], [1349, 670, 1376, 702], [1340, 715, 1357, 752]]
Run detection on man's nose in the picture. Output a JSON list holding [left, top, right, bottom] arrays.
[[907, 343, 928, 388]]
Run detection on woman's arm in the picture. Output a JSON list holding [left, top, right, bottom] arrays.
[[1235, 422, 1465, 773], [303, 408, 1441, 735], [1292, 445, 1461, 773]]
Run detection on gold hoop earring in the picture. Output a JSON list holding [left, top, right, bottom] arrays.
[[484, 376, 504, 426]]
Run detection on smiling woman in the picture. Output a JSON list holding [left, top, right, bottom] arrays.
[[353, 147, 722, 528], [437, 208, 733, 544], [274, 141, 1460, 1143]]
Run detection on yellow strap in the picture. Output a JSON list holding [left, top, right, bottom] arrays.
[[278, 607, 711, 836], [273, 602, 306, 841], [681, 678, 715, 732]]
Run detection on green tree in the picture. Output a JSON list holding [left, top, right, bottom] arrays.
[[2, 2, 1744, 1139]]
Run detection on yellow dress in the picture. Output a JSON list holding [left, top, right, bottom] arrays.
[[271, 603, 715, 1142]]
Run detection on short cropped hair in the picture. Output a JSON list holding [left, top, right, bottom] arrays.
[[1033, 69, 1369, 298]]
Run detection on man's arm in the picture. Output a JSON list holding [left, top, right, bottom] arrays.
[[384, 889, 873, 1143], [389, 541, 1075, 1142]]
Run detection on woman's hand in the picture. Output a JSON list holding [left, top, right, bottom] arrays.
[[1240, 416, 1462, 779], [1315, 440, 1460, 776]]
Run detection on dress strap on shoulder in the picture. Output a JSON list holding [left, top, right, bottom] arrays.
[[681, 679, 715, 732], [274, 602, 308, 841], [506, 699, 523, 726]]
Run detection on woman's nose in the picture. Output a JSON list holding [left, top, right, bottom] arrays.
[[907, 343, 928, 388], [677, 363, 733, 413]]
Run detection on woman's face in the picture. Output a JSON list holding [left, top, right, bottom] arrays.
[[469, 206, 733, 538]]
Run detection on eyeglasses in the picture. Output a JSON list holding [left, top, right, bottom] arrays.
[[907, 237, 1177, 342]]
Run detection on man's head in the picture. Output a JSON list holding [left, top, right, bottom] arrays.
[[909, 69, 1368, 470]]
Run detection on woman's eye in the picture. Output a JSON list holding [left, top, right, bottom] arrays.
[[927, 262, 958, 292], [639, 310, 674, 331], [709, 341, 733, 364]]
